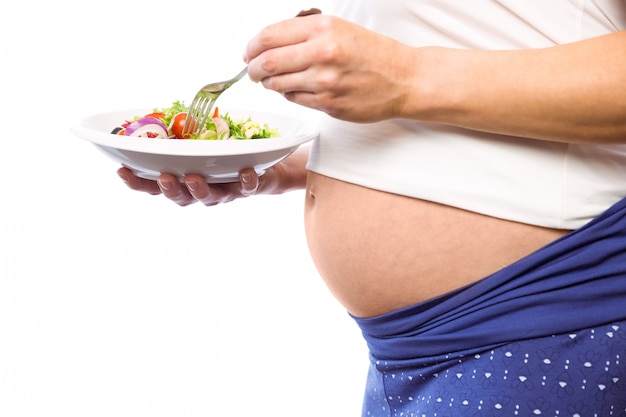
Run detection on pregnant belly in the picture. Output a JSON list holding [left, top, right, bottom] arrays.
[[304, 172, 568, 318]]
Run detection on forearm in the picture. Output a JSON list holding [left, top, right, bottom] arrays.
[[406, 31, 626, 144], [281, 145, 310, 191]]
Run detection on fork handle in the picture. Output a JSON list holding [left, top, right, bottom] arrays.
[[296, 8, 322, 17]]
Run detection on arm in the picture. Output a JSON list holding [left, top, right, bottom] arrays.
[[244, 15, 626, 144], [410, 31, 626, 143]]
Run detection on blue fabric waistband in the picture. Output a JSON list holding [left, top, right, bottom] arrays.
[[352, 197, 626, 362]]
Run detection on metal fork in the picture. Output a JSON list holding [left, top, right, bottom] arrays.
[[181, 67, 248, 138], [181, 8, 322, 138]]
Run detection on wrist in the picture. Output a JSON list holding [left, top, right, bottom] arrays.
[[399, 46, 466, 123], [260, 146, 309, 194]]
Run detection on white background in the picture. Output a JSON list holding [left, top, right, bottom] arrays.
[[0, 1, 368, 416]]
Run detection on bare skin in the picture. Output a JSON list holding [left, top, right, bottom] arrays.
[[243, 15, 626, 143], [118, 14, 626, 317]]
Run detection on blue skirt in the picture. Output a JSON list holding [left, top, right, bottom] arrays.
[[352, 198, 626, 417]]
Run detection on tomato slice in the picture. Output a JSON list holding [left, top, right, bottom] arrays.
[[170, 112, 197, 139], [144, 112, 166, 120]]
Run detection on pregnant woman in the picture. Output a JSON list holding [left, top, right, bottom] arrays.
[[117, 1, 626, 415]]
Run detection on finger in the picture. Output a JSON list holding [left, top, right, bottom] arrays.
[[262, 67, 334, 111], [244, 14, 320, 61], [117, 167, 161, 195], [282, 90, 325, 112], [183, 171, 258, 205], [244, 16, 321, 75], [157, 173, 195, 206], [248, 27, 327, 83], [239, 168, 260, 197], [183, 174, 219, 206], [182, 174, 236, 206], [261, 63, 337, 95]]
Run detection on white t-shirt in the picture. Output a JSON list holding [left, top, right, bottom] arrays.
[[306, 0, 626, 229]]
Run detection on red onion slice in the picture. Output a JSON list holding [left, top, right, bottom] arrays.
[[125, 117, 169, 138]]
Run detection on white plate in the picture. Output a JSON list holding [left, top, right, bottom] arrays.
[[71, 108, 319, 183]]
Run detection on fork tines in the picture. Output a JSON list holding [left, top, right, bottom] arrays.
[[182, 94, 214, 138]]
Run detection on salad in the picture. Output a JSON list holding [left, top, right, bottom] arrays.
[[111, 101, 279, 140]]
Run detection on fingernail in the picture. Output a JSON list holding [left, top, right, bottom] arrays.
[[241, 172, 252, 184], [186, 180, 199, 192], [158, 178, 172, 191]]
